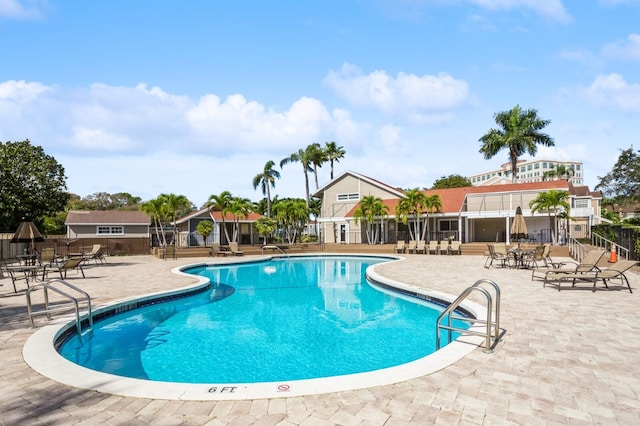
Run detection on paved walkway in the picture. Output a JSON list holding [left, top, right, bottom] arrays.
[[1, 254, 639, 425]]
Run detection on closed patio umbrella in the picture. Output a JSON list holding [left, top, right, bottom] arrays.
[[10, 221, 45, 254], [509, 206, 528, 245]]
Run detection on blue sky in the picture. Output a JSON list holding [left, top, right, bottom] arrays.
[[1, 0, 639, 208]]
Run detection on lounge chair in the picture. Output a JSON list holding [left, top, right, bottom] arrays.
[[533, 249, 605, 282], [84, 246, 107, 265], [544, 259, 637, 292], [415, 240, 427, 254], [406, 240, 417, 254], [449, 240, 461, 255], [394, 241, 406, 254], [427, 241, 439, 255], [1, 261, 38, 292], [210, 243, 228, 257], [41, 257, 85, 280], [229, 242, 244, 256]]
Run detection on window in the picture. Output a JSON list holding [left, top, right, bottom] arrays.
[[439, 220, 459, 231], [527, 165, 532, 171], [97, 226, 124, 235], [534, 163, 539, 169], [542, 162, 548, 168], [574, 199, 589, 209], [576, 164, 581, 170], [337, 193, 359, 201]]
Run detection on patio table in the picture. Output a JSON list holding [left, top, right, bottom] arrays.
[[508, 248, 534, 269]]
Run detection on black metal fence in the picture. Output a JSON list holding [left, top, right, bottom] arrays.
[[592, 224, 639, 260]]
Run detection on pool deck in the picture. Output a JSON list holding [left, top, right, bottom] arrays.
[[1, 254, 639, 425]]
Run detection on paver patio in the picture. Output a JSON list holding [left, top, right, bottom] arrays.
[[1, 253, 638, 425]]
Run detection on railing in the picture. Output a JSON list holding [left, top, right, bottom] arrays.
[[567, 236, 588, 261], [436, 279, 504, 354], [26, 278, 93, 337], [592, 232, 629, 260]]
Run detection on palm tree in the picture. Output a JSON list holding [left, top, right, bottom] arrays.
[[479, 105, 555, 183], [423, 194, 443, 241], [353, 195, 389, 244], [543, 164, 575, 181], [252, 160, 280, 217], [308, 143, 326, 190], [158, 193, 192, 246], [529, 189, 570, 244], [280, 145, 316, 206], [324, 141, 346, 180], [140, 197, 167, 247], [207, 191, 233, 244], [273, 199, 309, 244], [395, 188, 427, 241], [228, 197, 253, 243]]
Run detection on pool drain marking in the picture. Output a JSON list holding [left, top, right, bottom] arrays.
[[277, 384, 290, 392]]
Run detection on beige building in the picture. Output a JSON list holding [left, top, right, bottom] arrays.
[[469, 159, 584, 186], [313, 171, 602, 245]]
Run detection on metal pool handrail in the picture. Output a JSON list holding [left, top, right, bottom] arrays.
[[26, 278, 93, 337], [436, 279, 503, 354]]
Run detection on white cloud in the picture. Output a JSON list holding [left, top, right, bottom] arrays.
[[323, 63, 470, 120], [602, 33, 640, 61], [0, 0, 44, 19], [0, 79, 50, 101], [582, 74, 640, 111]]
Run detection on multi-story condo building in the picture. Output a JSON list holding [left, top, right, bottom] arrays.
[[469, 159, 583, 186]]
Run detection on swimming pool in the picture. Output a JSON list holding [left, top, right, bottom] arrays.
[[57, 255, 469, 383], [25, 254, 483, 400]]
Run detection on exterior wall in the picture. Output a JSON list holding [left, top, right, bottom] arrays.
[[67, 224, 149, 239], [470, 159, 584, 186], [318, 174, 402, 244]]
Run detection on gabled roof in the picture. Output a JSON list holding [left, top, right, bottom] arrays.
[[312, 170, 406, 199], [65, 210, 150, 225], [174, 208, 264, 224], [210, 210, 263, 222]]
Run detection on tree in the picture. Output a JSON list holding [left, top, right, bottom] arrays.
[[595, 147, 640, 204], [207, 191, 234, 244], [0, 140, 69, 232], [196, 220, 214, 247], [432, 174, 472, 189], [228, 197, 253, 243], [273, 199, 309, 244], [542, 164, 575, 181], [308, 143, 326, 190], [353, 195, 389, 244], [280, 144, 316, 206], [160, 193, 193, 245], [529, 190, 570, 245], [324, 141, 345, 180], [140, 197, 168, 247], [255, 217, 277, 244], [395, 189, 426, 241], [252, 160, 280, 218], [479, 105, 554, 183], [422, 194, 443, 241]]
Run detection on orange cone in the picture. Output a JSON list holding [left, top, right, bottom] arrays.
[[609, 243, 618, 263]]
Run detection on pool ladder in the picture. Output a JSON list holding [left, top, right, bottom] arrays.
[[26, 278, 93, 337], [436, 279, 504, 353]]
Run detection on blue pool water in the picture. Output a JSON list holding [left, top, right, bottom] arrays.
[[58, 256, 470, 383]]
